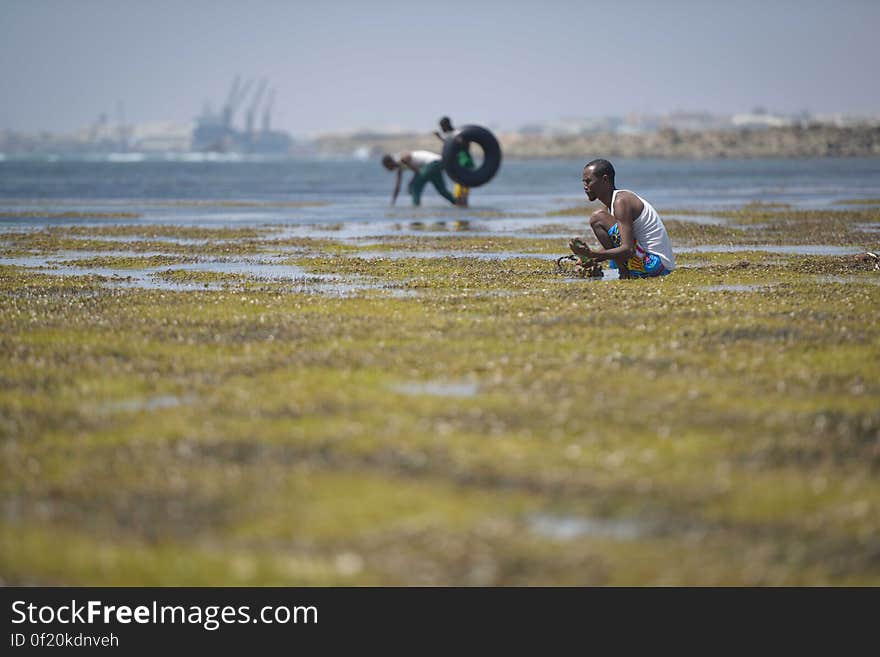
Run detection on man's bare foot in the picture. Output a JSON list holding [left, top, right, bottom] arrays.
[[573, 259, 603, 278], [855, 251, 879, 267]]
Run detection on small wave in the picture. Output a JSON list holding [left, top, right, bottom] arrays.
[[106, 153, 146, 163], [172, 152, 245, 163], [352, 146, 372, 161]]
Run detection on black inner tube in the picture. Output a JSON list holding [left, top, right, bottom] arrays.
[[442, 125, 502, 188]]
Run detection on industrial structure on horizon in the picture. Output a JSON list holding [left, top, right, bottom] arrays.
[[0, 76, 296, 156], [2, 101, 878, 158], [191, 76, 293, 154]]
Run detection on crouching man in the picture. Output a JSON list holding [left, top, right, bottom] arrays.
[[570, 158, 675, 278]]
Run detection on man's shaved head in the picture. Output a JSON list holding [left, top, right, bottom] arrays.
[[585, 159, 615, 184]]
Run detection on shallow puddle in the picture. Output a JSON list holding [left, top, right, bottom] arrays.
[[679, 244, 863, 256], [2, 250, 168, 267], [813, 275, 880, 286], [389, 381, 479, 397], [528, 513, 651, 541], [674, 262, 714, 269], [270, 218, 582, 241], [101, 395, 192, 413], [351, 250, 547, 261], [702, 283, 777, 292], [67, 234, 219, 246], [663, 213, 729, 226], [1, 252, 398, 295]]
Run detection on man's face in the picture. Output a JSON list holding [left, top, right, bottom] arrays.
[[583, 166, 602, 201]]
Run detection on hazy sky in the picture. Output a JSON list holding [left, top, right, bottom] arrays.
[[2, 0, 879, 136]]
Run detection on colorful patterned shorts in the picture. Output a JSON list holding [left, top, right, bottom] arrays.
[[607, 224, 669, 278]]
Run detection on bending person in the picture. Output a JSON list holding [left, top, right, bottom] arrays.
[[569, 159, 675, 278], [381, 150, 458, 207], [434, 116, 473, 208]]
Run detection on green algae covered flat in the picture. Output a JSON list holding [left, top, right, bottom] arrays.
[[1, 205, 879, 585]]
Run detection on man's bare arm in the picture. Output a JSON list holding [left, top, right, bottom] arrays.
[[570, 196, 638, 261], [390, 169, 402, 206], [607, 195, 637, 260]]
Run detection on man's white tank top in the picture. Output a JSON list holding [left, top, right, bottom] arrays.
[[610, 189, 676, 271], [395, 150, 441, 167]]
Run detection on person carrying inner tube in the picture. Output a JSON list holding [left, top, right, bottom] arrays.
[[569, 159, 675, 278], [381, 150, 461, 207], [434, 116, 474, 208]]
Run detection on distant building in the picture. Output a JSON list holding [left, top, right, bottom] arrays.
[[812, 112, 880, 128], [731, 109, 794, 129], [191, 77, 293, 155], [130, 122, 192, 152], [659, 111, 730, 132]]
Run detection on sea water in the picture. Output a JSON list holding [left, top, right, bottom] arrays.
[[1, 156, 879, 230]]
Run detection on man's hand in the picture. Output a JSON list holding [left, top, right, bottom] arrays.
[[569, 237, 593, 258]]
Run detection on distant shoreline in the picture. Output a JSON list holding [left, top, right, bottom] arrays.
[[2, 125, 879, 161], [314, 125, 880, 160]]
